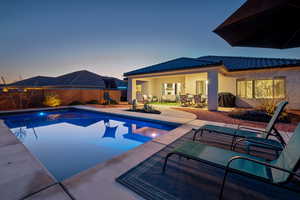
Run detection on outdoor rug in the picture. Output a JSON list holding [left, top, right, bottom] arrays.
[[116, 131, 300, 200]]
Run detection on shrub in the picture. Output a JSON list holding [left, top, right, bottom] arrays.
[[128, 102, 161, 114], [144, 102, 155, 112], [257, 99, 280, 115], [127, 108, 161, 114], [69, 100, 85, 106], [86, 99, 99, 104], [43, 93, 61, 107], [109, 99, 118, 105], [257, 97, 289, 114], [229, 109, 291, 123], [229, 110, 271, 123]]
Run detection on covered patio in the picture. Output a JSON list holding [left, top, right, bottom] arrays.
[[127, 67, 236, 111]]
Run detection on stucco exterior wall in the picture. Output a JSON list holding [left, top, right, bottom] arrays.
[[218, 73, 236, 95], [141, 82, 149, 95], [226, 68, 300, 110], [184, 73, 207, 94], [150, 76, 185, 97]]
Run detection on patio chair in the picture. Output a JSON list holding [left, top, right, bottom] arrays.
[[179, 95, 188, 106], [148, 95, 153, 102], [162, 123, 300, 200], [142, 95, 149, 103], [180, 95, 192, 107], [193, 101, 288, 153], [103, 92, 112, 104], [194, 94, 206, 107], [136, 93, 144, 102]]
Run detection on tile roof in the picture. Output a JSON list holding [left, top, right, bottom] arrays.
[[197, 56, 300, 71], [124, 57, 221, 76], [54, 70, 106, 88], [8, 76, 57, 87], [9, 70, 126, 89], [124, 56, 300, 76]]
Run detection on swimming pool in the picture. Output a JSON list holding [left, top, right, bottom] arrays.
[[1, 108, 178, 181]]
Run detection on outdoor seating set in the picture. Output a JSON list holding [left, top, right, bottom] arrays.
[[162, 101, 300, 199], [179, 94, 207, 107], [137, 93, 207, 107]]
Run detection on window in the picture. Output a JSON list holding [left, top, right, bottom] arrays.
[[162, 83, 181, 95], [136, 85, 142, 93], [196, 80, 207, 96], [274, 79, 285, 98], [236, 78, 285, 99], [237, 80, 253, 98], [254, 80, 273, 98]]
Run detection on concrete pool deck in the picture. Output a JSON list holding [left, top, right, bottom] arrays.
[[0, 106, 292, 200]]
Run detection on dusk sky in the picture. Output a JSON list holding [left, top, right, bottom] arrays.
[[1, 0, 300, 83]]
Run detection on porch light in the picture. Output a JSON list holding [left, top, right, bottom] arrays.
[[2, 87, 8, 92]]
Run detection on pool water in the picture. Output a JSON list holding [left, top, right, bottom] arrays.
[[1, 109, 178, 181]]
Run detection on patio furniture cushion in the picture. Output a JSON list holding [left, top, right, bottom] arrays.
[[201, 124, 259, 138], [172, 123, 300, 185], [271, 124, 300, 183], [246, 137, 283, 151], [173, 141, 271, 180]]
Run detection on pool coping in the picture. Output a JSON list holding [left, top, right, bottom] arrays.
[[0, 119, 59, 200]]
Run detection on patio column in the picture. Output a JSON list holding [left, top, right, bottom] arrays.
[[127, 78, 136, 104], [207, 70, 218, 111]]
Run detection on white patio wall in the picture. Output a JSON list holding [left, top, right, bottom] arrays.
[[184, 73, 207, 94], [218, 73, 236, 94]]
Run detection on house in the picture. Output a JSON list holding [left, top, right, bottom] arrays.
[[124, 56, 300, 110], [4, 70, 127, 105], [9, 70, 126, 89]]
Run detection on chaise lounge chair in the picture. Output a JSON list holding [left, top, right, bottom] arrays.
[[193, 101, 288, 153], [163, 123, 300, 200]]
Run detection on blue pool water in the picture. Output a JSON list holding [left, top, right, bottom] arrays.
[[1, 108, 178, 181]]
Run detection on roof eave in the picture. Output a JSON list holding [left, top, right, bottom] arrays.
[[124, 62, 223, 77], [227, 63, 300, 72]]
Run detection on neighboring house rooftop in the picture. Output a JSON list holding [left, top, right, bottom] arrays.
[[8, 76, 57, 87], [54, 70, 106, 88], [124, 56, 300, 76], [9, 70, 126, 89]]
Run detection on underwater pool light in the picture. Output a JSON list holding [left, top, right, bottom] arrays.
[[38, 112, 45, 116]]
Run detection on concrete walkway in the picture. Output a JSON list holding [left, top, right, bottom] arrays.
[[0, 120, 60, 200]]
